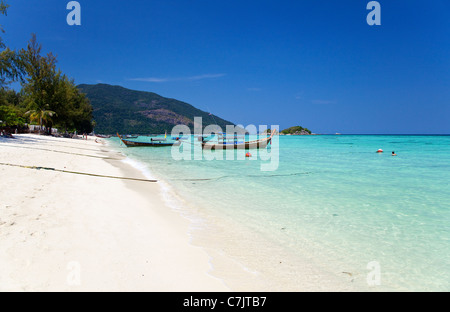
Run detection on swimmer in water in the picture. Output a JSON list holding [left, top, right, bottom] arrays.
[[392, 151, 397, 156]]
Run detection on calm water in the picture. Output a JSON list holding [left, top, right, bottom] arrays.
[[110, 135, 450, 291]]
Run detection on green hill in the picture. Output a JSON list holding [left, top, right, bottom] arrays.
[[77, 84, 235, 134]]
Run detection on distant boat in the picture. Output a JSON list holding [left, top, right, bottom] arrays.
[[201, 129, 276, 150], [124, 135, 138, 139], [117, 133, 181, 147], [95, 134, 112, 138]]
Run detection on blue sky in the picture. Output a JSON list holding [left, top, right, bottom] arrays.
[[2, 0, 449, 134]]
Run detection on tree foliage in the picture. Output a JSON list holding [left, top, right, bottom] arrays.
[[0, 2, 25, 127], [0, 88, 25, 126], [50, 72, 93, 133], [25, 105, 56, 131], [19, 34, 93, 133]]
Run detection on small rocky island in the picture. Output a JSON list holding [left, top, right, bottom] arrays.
[[280, 126, 313, 135], [260, 126, 314, 135]]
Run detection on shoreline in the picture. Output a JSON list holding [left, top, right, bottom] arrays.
[[0, 134, 228, 291]]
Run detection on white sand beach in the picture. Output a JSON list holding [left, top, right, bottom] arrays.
[[0, 134, 228, 291]]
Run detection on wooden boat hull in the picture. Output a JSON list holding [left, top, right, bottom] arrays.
[[117, 134, 181, 147], [201, 133, 274, 150]]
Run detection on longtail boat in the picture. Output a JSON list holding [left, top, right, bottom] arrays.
[[117, 133, 181, 147], [201, 129, 276, 150]]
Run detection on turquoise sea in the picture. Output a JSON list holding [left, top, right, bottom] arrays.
[[110, 135, 450, 291]]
